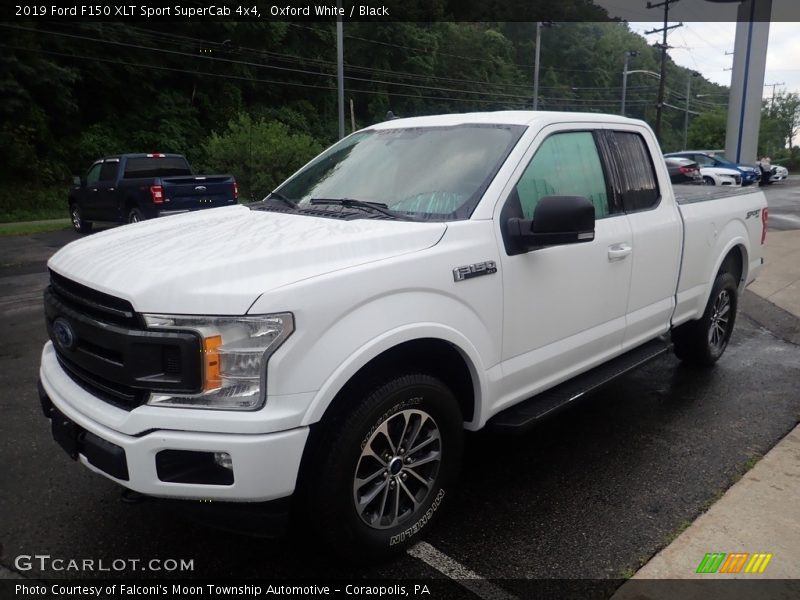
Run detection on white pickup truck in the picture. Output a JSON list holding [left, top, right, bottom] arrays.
[[39, 112, 767, 560]]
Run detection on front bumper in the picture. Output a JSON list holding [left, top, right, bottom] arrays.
[[39, 353, 309, 503]]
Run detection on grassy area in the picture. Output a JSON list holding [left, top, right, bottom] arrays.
[[0, 185, 66, 223], [0, 219, 71, 236]]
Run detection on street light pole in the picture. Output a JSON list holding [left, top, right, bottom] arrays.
[[621, 50, 638, 116]]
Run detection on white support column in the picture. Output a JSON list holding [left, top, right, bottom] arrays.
[[724, 0, 772, 164]]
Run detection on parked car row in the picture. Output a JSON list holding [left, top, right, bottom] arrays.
[[663, 151, 792, 187], [664, 151, 761, 186]]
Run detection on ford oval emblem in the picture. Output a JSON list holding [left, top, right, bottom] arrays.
[[52, 318, 76, 351], [194, 185, 207, 192]]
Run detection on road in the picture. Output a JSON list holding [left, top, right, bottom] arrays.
[[1, 181, 799, 596]]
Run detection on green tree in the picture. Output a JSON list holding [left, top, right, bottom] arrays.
[[687, 111, 727, 150], [198, 113, 322, 201]]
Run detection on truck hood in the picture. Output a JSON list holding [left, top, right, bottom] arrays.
[[48, 205, 447, 315]]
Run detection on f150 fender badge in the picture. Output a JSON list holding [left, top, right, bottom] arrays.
[[746, 209, 761, 219], [453, 261, 497, 282]]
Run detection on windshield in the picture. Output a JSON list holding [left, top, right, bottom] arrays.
[[273, 124, 525, 221]]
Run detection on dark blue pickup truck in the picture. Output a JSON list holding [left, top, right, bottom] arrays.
[[68, 153, 238, 233]]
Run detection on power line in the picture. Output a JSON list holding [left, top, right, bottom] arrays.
[[0, 43, 535, 108], [1, 24, 544, 101]]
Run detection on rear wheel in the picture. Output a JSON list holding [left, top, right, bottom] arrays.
[[127, 208, 144, 224], [703, 176, 715, 186], [298, 372, 463, 562], [672, 271, 738, 366], [70, 204, 92, 233]]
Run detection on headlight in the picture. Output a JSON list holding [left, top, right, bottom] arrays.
[[143, 313, 294, 410]]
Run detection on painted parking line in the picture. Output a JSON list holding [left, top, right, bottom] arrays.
[[407, 542, 518, 600]]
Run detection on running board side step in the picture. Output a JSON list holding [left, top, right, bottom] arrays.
[[487, 338, 672, 434]]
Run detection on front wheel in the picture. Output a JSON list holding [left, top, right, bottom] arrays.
[[70, 204, 92, 233], [298, 373, 463, 562], [672, 271, 738, 366], [703, 176, 715, 186]]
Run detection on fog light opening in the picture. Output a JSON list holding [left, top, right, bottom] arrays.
[[214, 451, 233, 470]]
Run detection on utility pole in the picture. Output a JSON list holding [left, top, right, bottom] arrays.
[[621, 50, 639, 116], [533, 22, 542, 110], [646, 0, 682, 142], [533, 21, 553, 111], [765, 81, 784, 113], [683, 72, 699, 150], [336, 1, 345, 139]]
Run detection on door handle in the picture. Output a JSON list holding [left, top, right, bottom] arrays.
[[608, 243, 632, 261]]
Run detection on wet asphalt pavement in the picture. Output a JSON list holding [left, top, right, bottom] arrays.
[[1, 182, 799, 593]]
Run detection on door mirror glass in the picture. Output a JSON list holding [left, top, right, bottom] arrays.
[[72, 176, 81, 187]]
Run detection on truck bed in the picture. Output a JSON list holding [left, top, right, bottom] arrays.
[[673, 184, 758, 205]]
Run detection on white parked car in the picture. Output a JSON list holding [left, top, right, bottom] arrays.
[[770, 165, 789, 182], [39, 111, 767, 560], [700, 166, 742, 187]]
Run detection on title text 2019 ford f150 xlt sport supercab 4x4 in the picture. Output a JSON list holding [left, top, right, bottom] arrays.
[[39, 112, 767, 560]]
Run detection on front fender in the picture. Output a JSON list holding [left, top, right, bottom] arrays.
[[301, 323, 488, 429]]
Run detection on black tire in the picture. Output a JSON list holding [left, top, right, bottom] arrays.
[[703, 176, 715, 186], [127, 208, 144, 224], [69, 204, 92, 233], [672, 271, 738, 367], [298, 372, 463, 562]]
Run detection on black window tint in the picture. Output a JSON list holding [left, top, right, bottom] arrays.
[[99, 161, 118, 182], [613, 132, 659, 211], [123, 157, 192, 179], [86, 163, 102, 185]]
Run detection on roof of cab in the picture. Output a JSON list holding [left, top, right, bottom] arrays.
[[369, 110, 648, 130]]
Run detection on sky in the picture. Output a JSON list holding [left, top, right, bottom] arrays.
[[595, 0, 800, 100], [629, 21, 800, 101]]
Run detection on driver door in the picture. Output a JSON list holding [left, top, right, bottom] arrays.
[[494, 127, 633, 412], [82, 162, 103, 219]]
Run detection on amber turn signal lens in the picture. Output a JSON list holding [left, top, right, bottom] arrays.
[[203, 335, 222, 391]]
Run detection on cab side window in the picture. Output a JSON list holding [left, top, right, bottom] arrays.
[[612, 131, 660, 211], [99, 161, 118, 182], [515, 131, 611, 220], [86, 163, 102, 185]]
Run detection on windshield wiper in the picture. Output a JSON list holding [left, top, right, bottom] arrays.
[[309, 198, 410, 220]]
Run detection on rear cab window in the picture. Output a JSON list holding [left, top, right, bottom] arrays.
[[99, 160, 119, 182], [123, 156, 192, 179], [597, 130, 660, 212]]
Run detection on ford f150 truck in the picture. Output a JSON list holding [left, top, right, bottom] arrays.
[[39, 112, 767, 560], [68, 153, 238, 232]]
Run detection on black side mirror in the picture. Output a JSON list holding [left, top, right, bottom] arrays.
[[72, 176, 82, 187], [507, 195, 595, 252]]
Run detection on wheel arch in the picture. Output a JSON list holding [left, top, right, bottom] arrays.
[[301, 331, 485, 431], [712, 241, 747, 297]]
